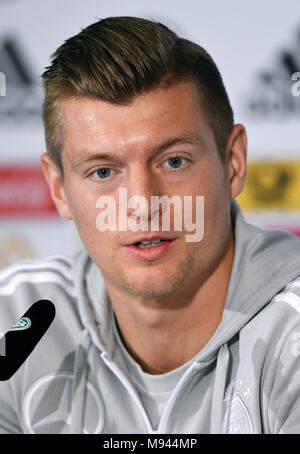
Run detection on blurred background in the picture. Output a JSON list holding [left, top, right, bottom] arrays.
[[0, 0, 300, 269]]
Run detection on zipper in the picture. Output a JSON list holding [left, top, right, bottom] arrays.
[[101, 352, 154, 433], [156, 362, 200, 433]]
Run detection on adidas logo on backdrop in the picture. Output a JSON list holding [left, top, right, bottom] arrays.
[[243, 27, 300, 120], [0, 36, 42, 125]]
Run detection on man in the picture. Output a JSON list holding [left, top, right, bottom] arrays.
[[0, 16, 300, 434]]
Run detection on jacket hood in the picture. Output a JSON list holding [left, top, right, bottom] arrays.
[[74, 199, 300, 361]]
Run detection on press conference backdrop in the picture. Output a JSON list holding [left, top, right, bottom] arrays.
[[0, 0, 300, 269]]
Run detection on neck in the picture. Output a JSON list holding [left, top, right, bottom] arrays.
[[106, 229, 235, 375]]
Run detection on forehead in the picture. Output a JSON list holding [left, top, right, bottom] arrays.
[[60, 81, 215, 158]]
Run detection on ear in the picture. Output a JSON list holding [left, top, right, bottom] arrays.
[[41, 153, 73, 220], [225, 124, 247, 200]]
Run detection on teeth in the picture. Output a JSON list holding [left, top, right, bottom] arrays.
[[141, 239, 162, 245], [136, 239, 163, 248]]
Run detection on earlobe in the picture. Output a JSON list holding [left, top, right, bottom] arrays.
[[226, 124, 248, 200], [41, 153, 73, 220]]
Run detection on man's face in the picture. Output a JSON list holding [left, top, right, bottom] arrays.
[[47, 81, 244, 299]]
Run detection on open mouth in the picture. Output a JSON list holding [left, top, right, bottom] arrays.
[[124, 237, 176, 260], [134, 239, 165, 248]]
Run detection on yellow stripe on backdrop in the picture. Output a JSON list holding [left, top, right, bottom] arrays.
[[236, 160, 300, 210]]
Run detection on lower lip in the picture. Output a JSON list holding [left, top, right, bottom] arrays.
[[124, 240, 176, 261]]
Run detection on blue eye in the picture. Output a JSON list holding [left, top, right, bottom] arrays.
[[96, 168, 111, 179], [165, 157, 185, 169]]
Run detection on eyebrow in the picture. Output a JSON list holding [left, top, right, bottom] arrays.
[[71, 132, 207, 170], [153, 132, 207, 154]]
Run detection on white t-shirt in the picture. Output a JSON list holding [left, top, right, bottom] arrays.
[[112, 314, 193, 430]]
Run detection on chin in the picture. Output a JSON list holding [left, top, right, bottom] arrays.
[[116, 263, 194, 300], [120, 282, 177, 299]]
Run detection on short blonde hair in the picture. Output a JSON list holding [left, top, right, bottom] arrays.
[[41, 16, 234, 175]]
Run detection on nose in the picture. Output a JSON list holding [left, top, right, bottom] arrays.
[[123, 166, 162, 228]]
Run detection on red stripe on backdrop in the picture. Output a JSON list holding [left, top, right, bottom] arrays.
[[0, 165, 58, 217]]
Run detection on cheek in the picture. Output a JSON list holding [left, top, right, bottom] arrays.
[[199, 165, 231, 234], [66, 188, 120, 254], [66, 188, 100, 235], [203, 161, 229, 202]]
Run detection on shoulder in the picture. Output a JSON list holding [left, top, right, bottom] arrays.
[[239, 275, 300, 365], [255, 275, 300, 327], [271, 275, 300, 316], [0, 254, 75, 297], [268, 275, 300, 360], [0, 251, 87, 332], [262, 275, 300, 338], [245, 275, 300, 383]]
